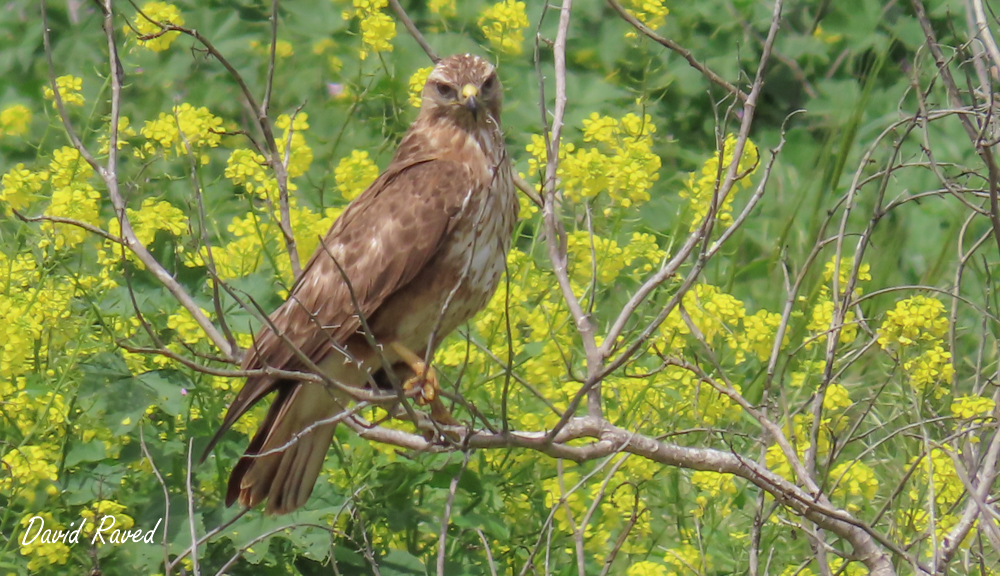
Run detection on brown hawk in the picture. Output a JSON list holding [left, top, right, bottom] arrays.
[[202, 54, 517, 515]]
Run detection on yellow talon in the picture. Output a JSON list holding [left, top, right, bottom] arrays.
[[387, 342, 457, 426]]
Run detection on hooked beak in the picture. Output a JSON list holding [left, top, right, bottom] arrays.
[[461, 83, 479, 113]]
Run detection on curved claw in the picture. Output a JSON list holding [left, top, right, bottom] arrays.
[[388, 342, 458, 426]]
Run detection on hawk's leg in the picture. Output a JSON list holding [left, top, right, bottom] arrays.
[[387, 342, 457, 425]]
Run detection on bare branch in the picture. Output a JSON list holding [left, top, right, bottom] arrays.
[[605, 0, 749, 102]]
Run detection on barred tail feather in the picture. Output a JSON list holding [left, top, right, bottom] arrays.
[[226, 383, 343, 515]]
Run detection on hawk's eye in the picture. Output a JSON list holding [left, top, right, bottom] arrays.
[[482, 75, 497, 92], [435, 82, 457, 99]]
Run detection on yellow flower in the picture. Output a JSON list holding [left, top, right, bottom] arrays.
[[49, 146, 93, 188], [1, 447, 59, 499], [335, 150, 379, 200], [877, 295, 948, 349], [112, 198, 188, 253], [664, 542, 710, 575], [275, 113, 313, 178], [42, 75, 84, 108], [312, 38, 337, 54], [627, 561, 667, 576], [429, 0, 456, 17], [408, 66, 433, 108], [805, 292, 858, 349], [904, 344, 954, 398], [741, 308, 785, 361], [79, 501, 135, 544], [661, 283, 747, 362], [528, 112, 662, 207], [43, 183, 102, 249], [621, 0, 669, 33], [830, 461, 878, 500], [97, 117, 138, 154], [18, 513, 71, 571], [343, 0, 396, 60], [950, 395, 995, 420], [823, 255, 871, 296], [813, 25, 843, 44], [250, 39, 294, 58], [167, 307, 211, 345], [679, 133, 759, 231], [0, 164, 49, 213], [0, 104, 32, 136], [823, 383, 852, 411], [225, 148, 269, 195], [126, 2, 185, 52], [479, 0, 529, 56], [139, 103, 223, 159]]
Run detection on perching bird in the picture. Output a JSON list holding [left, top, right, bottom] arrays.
[[202, 54, 517, 515]]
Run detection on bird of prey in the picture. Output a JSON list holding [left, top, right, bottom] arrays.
[[203, 54, 518, 515]]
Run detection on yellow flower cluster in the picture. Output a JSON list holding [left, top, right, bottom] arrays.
[[536, 460, 657, 561], [408, 66, 433, 108], [97, 117, 138, 154], [276, 112, 314, 178], [225, 148, 270, 194], [824, 255, 872, 295], [903, 344, 955, 399], [766, 442, 804, 481], [127, 198, 188, 247], [660, 283, 786, 366], [342, 0, 396, 60], [878, 295, 954, 398], [1, 446, 60, 502], [139, 103, 223, 161], [479, 0, 529, 56], [0, 104, 32, 136], [101, 198, 188, 271], [830, 461, 878, 502], [526, 112, 663, 208], [742, 308, 784, 361], [662, 365, 744, 425], [249, 39, 295, 58], [0, 253, 74, 380], [44, 184, 102, 249], [813, 25, 843, 44], [42, 75, 84, 108], [41, 146, 101, 249], [621, 0, 669, 32], [193, 113, 332, 287], [566, 230, 666, 287], [335, 149, 379, 200], [804, 256, 871, 349], [126, 1, 185, 52], [79, 500, 135, 542], [898, 446, 967, 555], [429, 0, 457, 17], [312, 38, 344, 72], [950, 395, 995, 420], [1, 163, 48, 213], [877, 295, 948, 348], [188, 211, 268, 279], [680, 133, 759, 231], [627, 560, 668, 576], [823, 383, 852, 410], [18, 513, 71, 571], [664, 542, 711, 575], [781, 563, 867, 576], [691, 470, 738, 517]]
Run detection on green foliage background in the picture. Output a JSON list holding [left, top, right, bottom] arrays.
[[1, 0, 998, 574]]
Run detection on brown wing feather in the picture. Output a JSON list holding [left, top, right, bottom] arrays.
[[203, 157, 483, 457]]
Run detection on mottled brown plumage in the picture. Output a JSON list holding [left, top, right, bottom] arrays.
[[203, 54, 517, 515]]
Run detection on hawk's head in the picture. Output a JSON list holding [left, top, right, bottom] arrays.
[[420, 54, 501, 126]]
